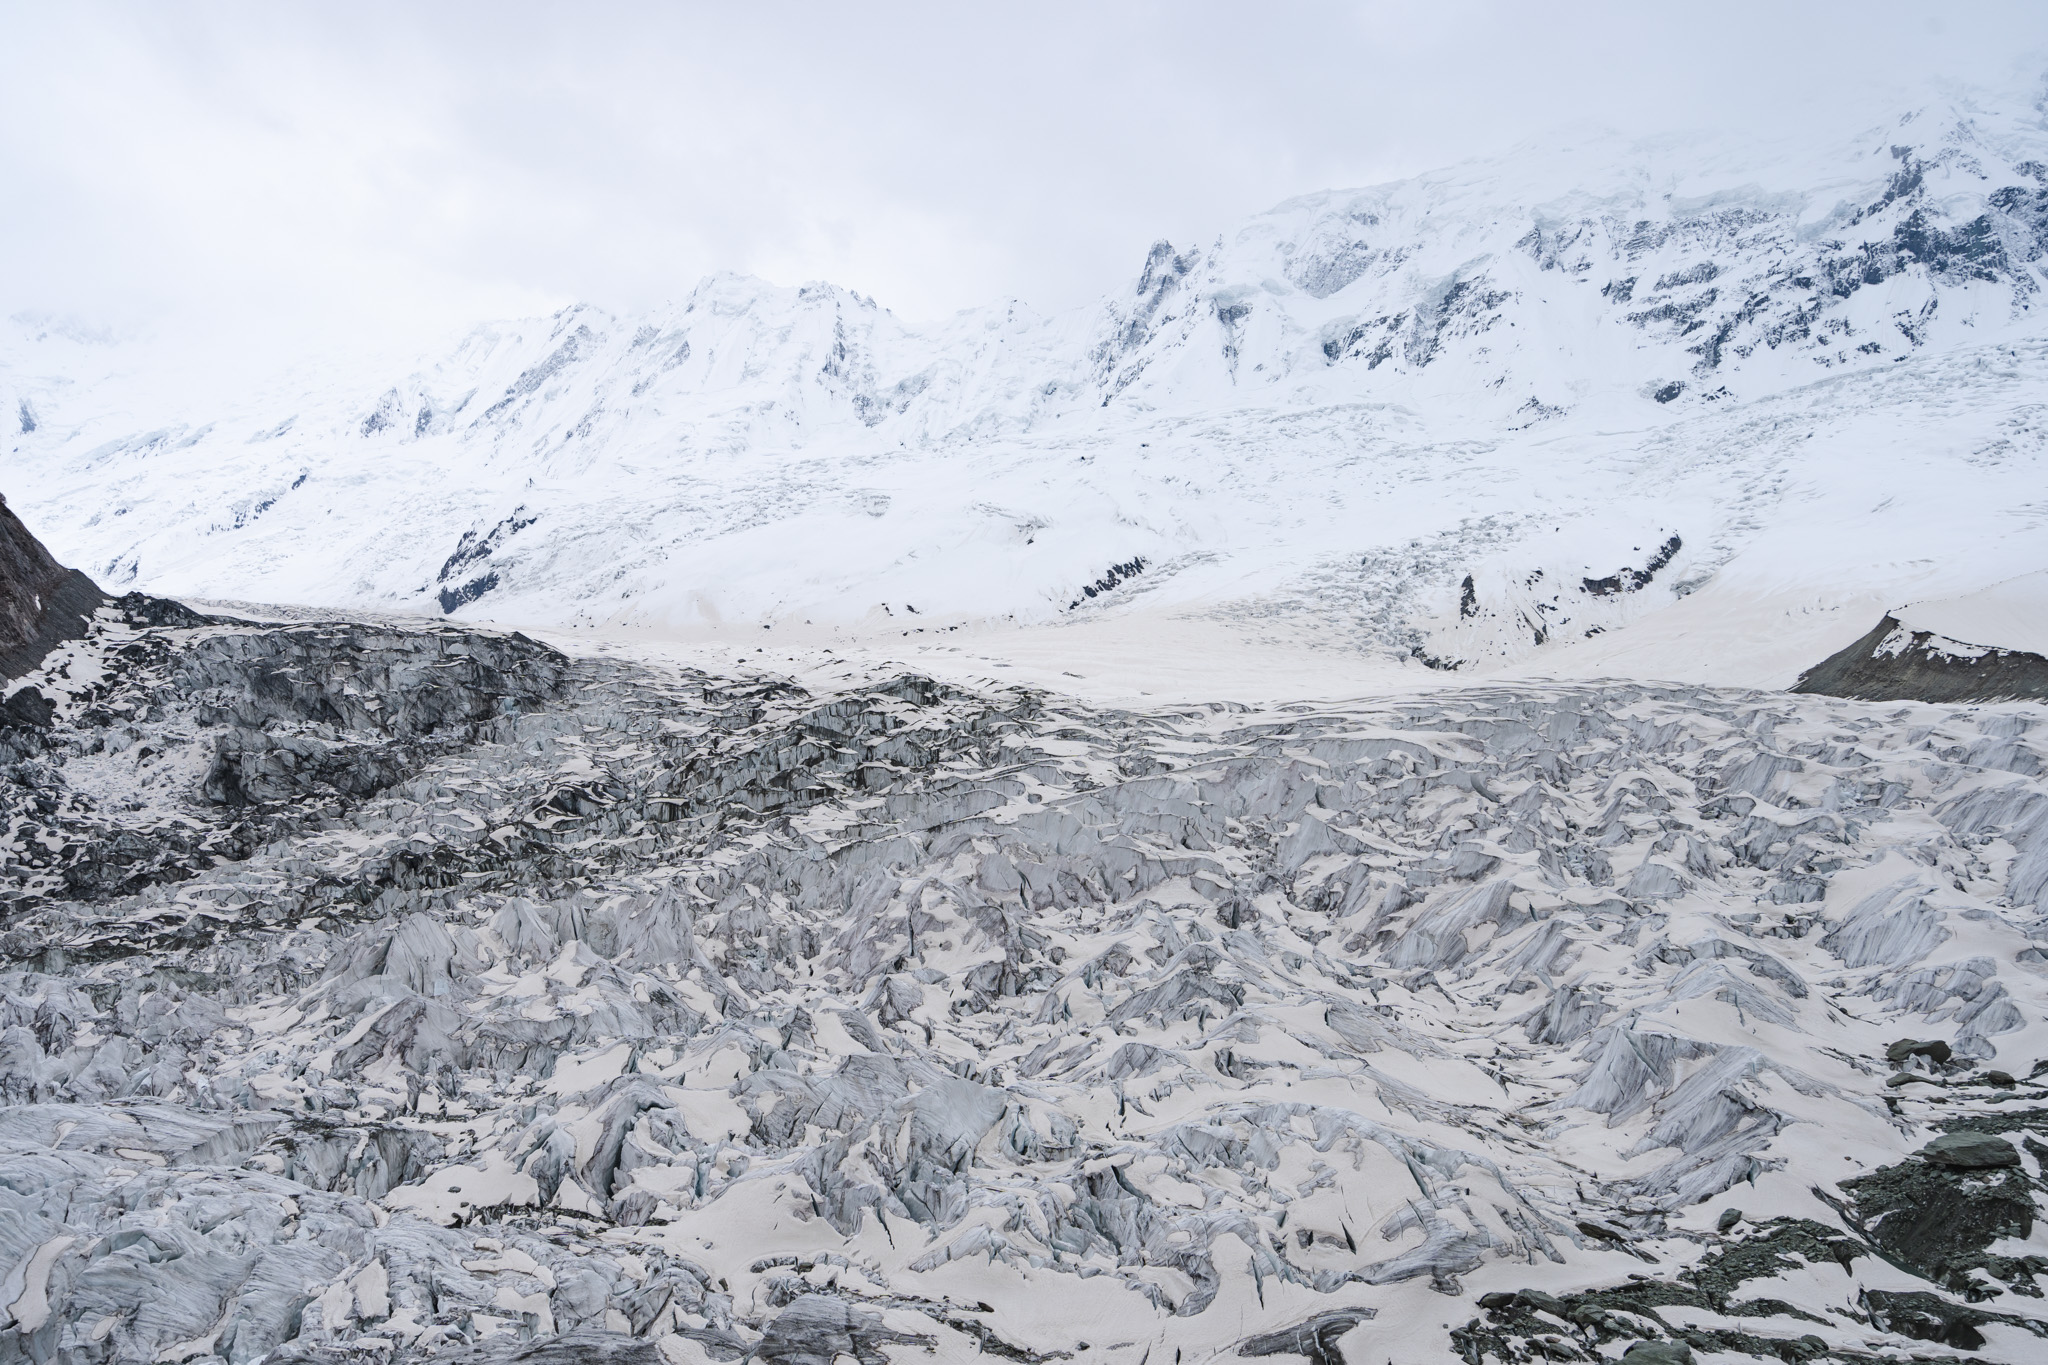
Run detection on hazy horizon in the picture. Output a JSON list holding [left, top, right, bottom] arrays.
[[7, 0, 2048, 371]]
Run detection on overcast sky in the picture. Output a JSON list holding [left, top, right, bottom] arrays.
[[6, 1, 2047, 359]]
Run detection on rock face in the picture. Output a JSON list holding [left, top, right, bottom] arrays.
[[0, 491, 102, 680], [1795, 613, 2048, 704], [3, 609, 2048, 1363]]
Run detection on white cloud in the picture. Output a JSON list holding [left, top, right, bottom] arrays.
[[3, 0, 2043, 360]]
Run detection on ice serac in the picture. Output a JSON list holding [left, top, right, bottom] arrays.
[[0, 490, 103, 681], [3, 605, 2048, 1362]]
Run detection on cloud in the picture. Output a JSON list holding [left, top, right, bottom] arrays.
[[3, 0, 2044, 361]]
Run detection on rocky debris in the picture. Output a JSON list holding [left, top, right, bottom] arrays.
[[751, 1294, 934, 1365], [1795, 613, 2048, 704], [3, 611, 2048, 1362], [177, 622, 568, 817], [1836, 1138, 2041, 1299], [387, 1329, 662, 1364], [1457, 1219, 1867, 1363], [0, 490, 103, 680], [1, 606, 569, 913], [1862, 1290, 2048, 1352]]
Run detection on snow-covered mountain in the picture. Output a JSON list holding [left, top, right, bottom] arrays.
[[8, 84, 2048, 684], [12, 78, 2048, 1365]]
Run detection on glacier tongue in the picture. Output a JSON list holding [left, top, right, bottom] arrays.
[[3, 604, 2047, 1362]]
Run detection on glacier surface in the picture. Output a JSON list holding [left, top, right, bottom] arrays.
[[5, 75, 2048, 1365], [1, 602, 2047, 1362]]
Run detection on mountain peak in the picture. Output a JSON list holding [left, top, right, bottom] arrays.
[[8, 78, 2048, 682]]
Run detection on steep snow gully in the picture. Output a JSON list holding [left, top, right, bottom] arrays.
[[4, 556, 2048, 1362]]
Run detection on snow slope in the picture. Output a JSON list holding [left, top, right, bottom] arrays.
[[1896, 570, 2048, 657], [7, 83, 2048, 689]]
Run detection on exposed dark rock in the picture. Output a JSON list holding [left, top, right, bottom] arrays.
[[1067, 556, 1147, 611], [1839, 1146, 2038, 1295], [111, 590, 228, 629], [0, 490, 104, 680], [753, 1294, 934, 1365], [2, 684, 54, 729], [1455, 1220, 1866, 1364], [1919, 1131, 2020, 1169], [1581, 535, 1682, 597], [439, 509, 539, 587], [1620, 1343, 1693, 1365], [1887, 1037, 1953, 1064], [1795, 614, 2048, 703], [1862, 1288, 2048, 1350], [440, 571, 500, 614]]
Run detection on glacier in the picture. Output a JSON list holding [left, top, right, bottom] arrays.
[[4, 77, 2048, 1365], [3, 586, 2048, 1362]]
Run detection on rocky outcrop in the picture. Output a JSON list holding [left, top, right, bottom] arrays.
[[0, 491, 103, 680], [1794, 612, 2048, 704]]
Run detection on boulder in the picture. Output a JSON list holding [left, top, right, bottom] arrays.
[[1621, 1343, 1695, 1365], [1919, 1132, 2020, 1169]]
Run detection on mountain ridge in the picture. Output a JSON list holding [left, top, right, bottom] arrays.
[[6, 84, 2048, 685]]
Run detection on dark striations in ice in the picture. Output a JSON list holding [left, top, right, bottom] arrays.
[[1236, 1307, 1377, 1363]]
